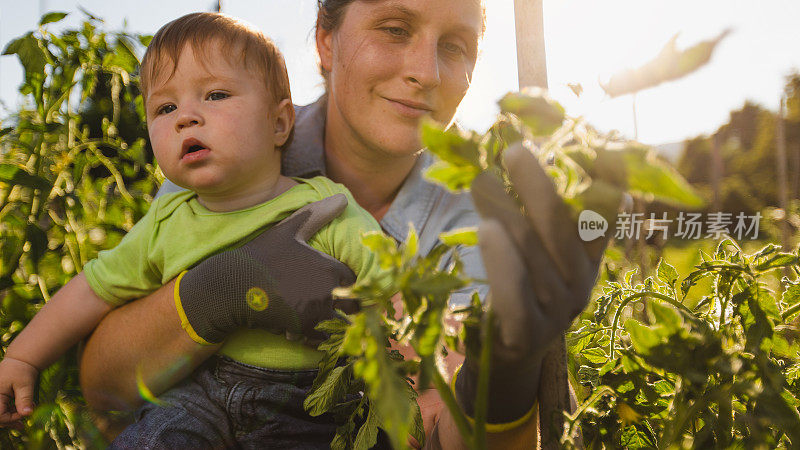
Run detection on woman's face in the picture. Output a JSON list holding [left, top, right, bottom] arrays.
[[317, 0, 482, 159]]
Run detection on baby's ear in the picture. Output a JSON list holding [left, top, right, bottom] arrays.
[[273, 98, 295, 148]]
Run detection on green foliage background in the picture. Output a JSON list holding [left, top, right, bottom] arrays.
[[0, 13, 158, 448]]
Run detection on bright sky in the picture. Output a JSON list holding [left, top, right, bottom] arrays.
[[1, 0, 798, 145]]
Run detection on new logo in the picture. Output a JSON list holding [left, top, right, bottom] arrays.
[[578, 210, 608, 241]]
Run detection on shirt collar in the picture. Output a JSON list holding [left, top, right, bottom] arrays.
[[379, 152, 441, 243], [281, 96, 328, 179]]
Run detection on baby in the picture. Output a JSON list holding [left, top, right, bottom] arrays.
[[0, 12, 386, 447]]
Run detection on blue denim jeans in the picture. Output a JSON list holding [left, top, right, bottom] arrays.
[[109, 356, 388, 449]]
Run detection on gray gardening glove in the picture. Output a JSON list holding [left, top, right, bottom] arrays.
[[176, 194, 358, 345], [455, 143, 611, 425]]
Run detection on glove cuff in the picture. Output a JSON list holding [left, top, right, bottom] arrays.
[[174, 270, 220, 345], [453, 354, 541, 428]]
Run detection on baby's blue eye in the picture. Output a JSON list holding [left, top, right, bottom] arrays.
[[157, 104, 176, 115], [208, 92, 229, 101]]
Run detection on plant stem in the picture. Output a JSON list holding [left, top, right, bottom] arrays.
[[473, 310, 494, 450], [782, 301, 800, 321], [431, 359, 473, 444], [609, 291, 696, 358]]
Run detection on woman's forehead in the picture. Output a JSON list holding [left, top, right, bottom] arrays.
[[348, 0, 484, 36]]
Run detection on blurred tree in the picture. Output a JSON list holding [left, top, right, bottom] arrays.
[[676, 75, 800, 221]]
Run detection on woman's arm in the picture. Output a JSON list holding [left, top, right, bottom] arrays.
[[79, 194, 356, 411]]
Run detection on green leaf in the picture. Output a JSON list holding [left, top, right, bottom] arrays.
[[625, 319, 660, 355], [423, 160, 481, 192], [353, 400, 380, 450], [407, 272, 466, 298], [103, 37, 139, 74], [409, 401, 425, 447], [315, 318, 350, 336], [563, 144, 596, 174], [342, 314, 367, 355], [0, 164, 52, 191], [733, 284, 775, 349], [304, 365, 351, 416], [624, 268, 638, 287], [2, 33, 47, 78], [358, 310, 419, 450], [782, 282, 800, 308], [618, 144, 705, 208], [498, 89, 565, 136], [439, 228, 478, 247], [648, 302, 682, 334], [360, 231, 398, 269], [420, 120, 482, 167], [583, 346, 609, 365], [619, 424, 656, 448], [39, 12, 68, 25], [0, 235, 22, 275], [601, 30, 730, 97], [754, 253, 798, 271], [620, 353, 642, 373], [414, 309, 442, 356], [753, 243, 780, 261], [331, 421, 355, 450], [656, 259, 679, 291], [402, 226, 419, 263]]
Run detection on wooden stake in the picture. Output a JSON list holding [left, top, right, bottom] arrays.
[[513, 1, 570, 448], [514, 0, 548, 90], [776, 96, 791, 254]]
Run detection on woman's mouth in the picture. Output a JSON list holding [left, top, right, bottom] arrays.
[[384, 97, 434, 119]]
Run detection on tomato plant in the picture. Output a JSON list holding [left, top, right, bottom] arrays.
[[0, 12, 157, 448]]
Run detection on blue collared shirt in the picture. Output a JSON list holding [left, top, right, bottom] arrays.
[[159, 96, 487, 305]]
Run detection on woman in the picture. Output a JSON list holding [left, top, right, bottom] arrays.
[[80, 0, 605, 447]]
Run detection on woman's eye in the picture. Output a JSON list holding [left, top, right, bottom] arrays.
[[157, 104, 176, 115], [383, 26, 408, 38], [442, 42, 465, 56], [208, 92, 229, 101]]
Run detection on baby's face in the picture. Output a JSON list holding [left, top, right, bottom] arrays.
[[145, 42, 283, 200]]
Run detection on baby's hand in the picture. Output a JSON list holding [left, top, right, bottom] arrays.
[[0, 357, 38, 429]]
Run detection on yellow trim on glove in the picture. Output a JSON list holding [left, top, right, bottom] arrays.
[[174, 270, 214, 346], [451, 365, 538, 433]]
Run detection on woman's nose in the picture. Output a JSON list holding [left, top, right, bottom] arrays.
[[404, 39, 441, 90]]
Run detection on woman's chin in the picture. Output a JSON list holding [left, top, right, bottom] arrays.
[[379, 140, 424, 159], [370, 128, 425, 158]]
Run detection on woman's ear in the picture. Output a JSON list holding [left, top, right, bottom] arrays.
[[272, 98, 295, 148], [316, 14, 334, 74]]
